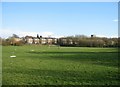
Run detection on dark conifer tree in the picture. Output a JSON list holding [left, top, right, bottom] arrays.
[[37, 34, 39, 39]]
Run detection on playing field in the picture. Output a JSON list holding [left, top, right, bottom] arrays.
[[2, 45, 119, 85]]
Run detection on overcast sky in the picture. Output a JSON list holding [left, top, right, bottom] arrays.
[[0, 1, 118, 38]]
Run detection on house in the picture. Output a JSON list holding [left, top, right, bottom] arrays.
[[33, 37, 40, 44], [40, 37, 55, 45], [52, 38, 57, 44], [47, 38, 53, 44], [40, 38, 47, 44], [68, 39, 73, 44], [25, 36, 33, 44], [24, 35, 58, 45], [59, 38, 67, 45], [58, 38, 74, 45]]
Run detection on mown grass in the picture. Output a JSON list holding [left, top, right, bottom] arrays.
[[2, 45, 119, 85]]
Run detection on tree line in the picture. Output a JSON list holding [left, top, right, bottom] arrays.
[[0, 34, 25, 46], [0, 34, 120, 47], [58, 35, 119, 47]]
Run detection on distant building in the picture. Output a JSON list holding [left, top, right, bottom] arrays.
[[68, 39, 73, 44], [59, 38, 73, 45], [25, 36, 33, 44], [47, 38, 53, 44], [33, 37, 40, 44], [52, 38, 57, 44], [24, 35, 58, 45], [59, 38, 67, 45], [40, 38, 47, 44]]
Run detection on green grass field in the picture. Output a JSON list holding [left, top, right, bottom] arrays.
[[2, 45, 119, 85]]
